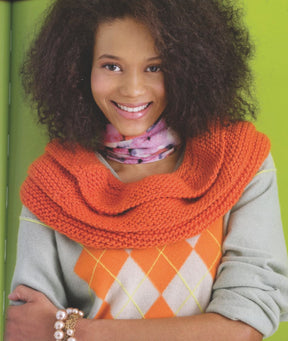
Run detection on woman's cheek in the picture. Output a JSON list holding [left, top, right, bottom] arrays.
[[91, 70, 112, 102]]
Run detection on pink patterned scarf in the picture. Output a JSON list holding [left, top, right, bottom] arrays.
[[101, 119, 181, 164]]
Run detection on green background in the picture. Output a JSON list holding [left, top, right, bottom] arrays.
[[0, 0, 10, 338], [1, 0, 288, 339]]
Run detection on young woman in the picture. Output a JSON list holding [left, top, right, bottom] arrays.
[[5, 0, 288, 340]]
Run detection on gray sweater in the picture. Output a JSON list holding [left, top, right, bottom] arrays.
[[11, 154, 288, 338]]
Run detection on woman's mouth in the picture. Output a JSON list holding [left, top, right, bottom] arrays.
[[116, 102, 150, 113], [112, 101, 152, 119]]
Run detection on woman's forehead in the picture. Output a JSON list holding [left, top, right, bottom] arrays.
[[93, 17, 159, 59]]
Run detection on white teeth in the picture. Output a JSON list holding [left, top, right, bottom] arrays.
[[116, 103, 149, 113]]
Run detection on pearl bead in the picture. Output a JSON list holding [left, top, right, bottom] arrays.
[[67, 338, 76, 341], [54, 320, 65, 330], [56, 310, 67, 320], [79, 310, 84, 317], [54, 330, 64, 339], [72, 308, 79, 314], [66, 307, 74, 315], [67, 328, 75, 336]]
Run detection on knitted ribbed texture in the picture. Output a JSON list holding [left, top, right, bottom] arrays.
[[20, 122, 270, 249]]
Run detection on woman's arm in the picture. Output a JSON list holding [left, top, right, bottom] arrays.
[[77, 311, 262, 341], [5, 285, 262, 341], [206, 154, 288, 337], [9, 207, 69, 309]]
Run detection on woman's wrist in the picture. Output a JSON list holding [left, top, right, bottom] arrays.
[[53, 308, 84, 341], [74, 317, 100, 341]]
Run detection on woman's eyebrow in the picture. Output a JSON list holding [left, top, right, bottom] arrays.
[[97, 54, 121, 60], [97, 54, 161, 61], [147, 56, 162, 62]]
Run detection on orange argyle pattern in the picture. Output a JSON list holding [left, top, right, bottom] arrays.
[[74, 218, 223, 319]]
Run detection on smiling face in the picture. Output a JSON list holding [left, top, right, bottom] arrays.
[[91, 17, 166, 137]]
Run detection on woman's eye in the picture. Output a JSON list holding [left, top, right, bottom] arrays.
[[147, 65, 161, 73], [103, 64, 121, 72]]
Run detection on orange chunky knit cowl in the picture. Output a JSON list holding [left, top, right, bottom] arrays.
[[20, 122, 270, 249]]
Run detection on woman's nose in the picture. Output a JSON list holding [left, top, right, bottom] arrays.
[[119, 70, 146, 97]]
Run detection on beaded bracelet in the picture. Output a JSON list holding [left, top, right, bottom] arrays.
[[54, 308, 84, 341]]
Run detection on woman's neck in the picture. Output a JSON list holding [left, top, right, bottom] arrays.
[[105, 147, 184, 183], [101, 119, 181, 166]]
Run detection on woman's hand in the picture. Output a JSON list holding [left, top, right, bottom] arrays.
[[5, 285, 58, 341]]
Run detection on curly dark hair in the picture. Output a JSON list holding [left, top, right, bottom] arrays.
[[21, 0, 256, 150]]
